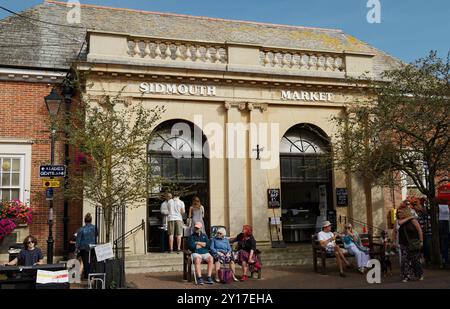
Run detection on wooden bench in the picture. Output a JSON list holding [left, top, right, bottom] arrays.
[[312, 233, 384, 275]]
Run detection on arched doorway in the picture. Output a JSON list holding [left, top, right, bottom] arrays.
[[147, 119, 209, 252], [280, 123, 332, 242]]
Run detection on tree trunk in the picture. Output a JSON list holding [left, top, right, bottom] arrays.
[[364, 177, 373, 233], [362, 115, 373, 232], [104, 206, 112, 243]]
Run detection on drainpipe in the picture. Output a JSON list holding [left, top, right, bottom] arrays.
[[62, 83, 74, 258]]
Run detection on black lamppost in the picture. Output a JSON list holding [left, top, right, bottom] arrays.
[[44, 88, 63, 264], [61, 83, 74, 259]]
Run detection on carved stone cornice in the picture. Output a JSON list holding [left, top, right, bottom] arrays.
[[86, 95, 133, 106], [224, 101, 246, 111], [247, 102, 268, 112], [0, 67, 66, 83]]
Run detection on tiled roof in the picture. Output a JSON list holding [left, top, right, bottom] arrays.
[[0, 0, 401, 75]]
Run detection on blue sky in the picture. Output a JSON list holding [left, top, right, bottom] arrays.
[[1, 0, 449, 62]]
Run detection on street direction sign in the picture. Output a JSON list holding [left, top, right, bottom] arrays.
[[40, 165, 66, 177]]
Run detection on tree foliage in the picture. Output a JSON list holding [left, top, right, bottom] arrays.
[[63, 89, 165, 242], [332, 51, 450, 265]]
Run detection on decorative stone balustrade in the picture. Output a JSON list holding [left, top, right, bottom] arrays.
[[259, 49, 345, 72], [88, 31, 371, 76], [127, 39, 227, 64]]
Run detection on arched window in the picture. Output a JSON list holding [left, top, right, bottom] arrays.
[[148, 120, 208, 183], [280, 125, 330, 182]]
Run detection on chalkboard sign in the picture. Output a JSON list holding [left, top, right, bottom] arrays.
[[327, 210, 337, 231], [267, 189, 281, 208], [336, 188, 348, 207]]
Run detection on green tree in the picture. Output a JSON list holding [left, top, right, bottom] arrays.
[[64, 88, 165, 242], [333, 51, 450, 265]]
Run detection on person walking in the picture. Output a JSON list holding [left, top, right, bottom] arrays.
[[438, 200, 449, 268], [188, 196, 206, 235], [414, 201, 432, 263], [76, 213, 96, 280], [393, 207, 424, 282], [168, 192, 185, 253]]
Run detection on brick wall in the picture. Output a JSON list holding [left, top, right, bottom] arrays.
[[0, 80, 83, 256]]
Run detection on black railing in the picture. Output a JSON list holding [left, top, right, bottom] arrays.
[[338, 215, 386, 237], [94, 205, 126, 248], [113, 219, 146, 258], [94, 204, 126, 288]]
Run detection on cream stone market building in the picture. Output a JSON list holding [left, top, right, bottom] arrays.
[[0, 1, 404, 262]]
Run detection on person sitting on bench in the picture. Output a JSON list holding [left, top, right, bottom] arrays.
[[188, 222, 214, 285], [318, 221, 350, 277], [342, 223, 370, 274], [230, 225, 261, 281], [210, 227, 239, 282]]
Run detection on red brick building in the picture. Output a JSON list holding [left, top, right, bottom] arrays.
[[0, 1, 85, 258]]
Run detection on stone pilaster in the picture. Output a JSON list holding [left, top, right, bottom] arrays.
[[248, 102, 271, 242], [224, 101, 248, 236]]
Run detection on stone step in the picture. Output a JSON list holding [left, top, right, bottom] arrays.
[[126, 250, 311, 259], [126, 259, 183, 268], [126, 253, 184, 261], [125, 259, 314, 274], [125, 255, 311, 269], [125, 250, 311, 261], [126, 264, 184, 273], [125, 259, 313, 274], [124, 245, 314, 273]]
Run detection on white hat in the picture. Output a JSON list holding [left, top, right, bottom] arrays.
[[322, 220, 332, 228]]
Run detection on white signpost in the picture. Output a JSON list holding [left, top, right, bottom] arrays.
[[94, 243, 114, 262]]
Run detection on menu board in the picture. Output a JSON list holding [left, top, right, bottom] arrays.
[[268, 189, 281, 208], [336, 188, 348, 207]]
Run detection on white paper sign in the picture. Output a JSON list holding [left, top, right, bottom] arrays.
[[316, 184, 328, 230], [94, 243, 114, 262], [36, 270, 69, 284], [439, 204, 450, 221], [270, 217, 281, 225]]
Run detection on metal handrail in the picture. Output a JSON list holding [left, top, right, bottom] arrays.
[[113, 219, 146, 257], [339, 215, 386, 236]]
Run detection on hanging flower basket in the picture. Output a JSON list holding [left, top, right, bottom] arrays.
[[0, 200, 32, 242]]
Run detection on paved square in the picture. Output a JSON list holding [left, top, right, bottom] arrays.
[[126, 265, 450, 289]]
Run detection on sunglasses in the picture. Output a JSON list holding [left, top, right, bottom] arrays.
[[27, 241, 34, 244]]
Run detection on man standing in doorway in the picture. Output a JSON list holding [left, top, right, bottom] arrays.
[[160, 192, 172, 252], [168, 192, 185, 253]]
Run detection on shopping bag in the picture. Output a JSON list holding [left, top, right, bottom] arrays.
[[218, 267, 233, 284]]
